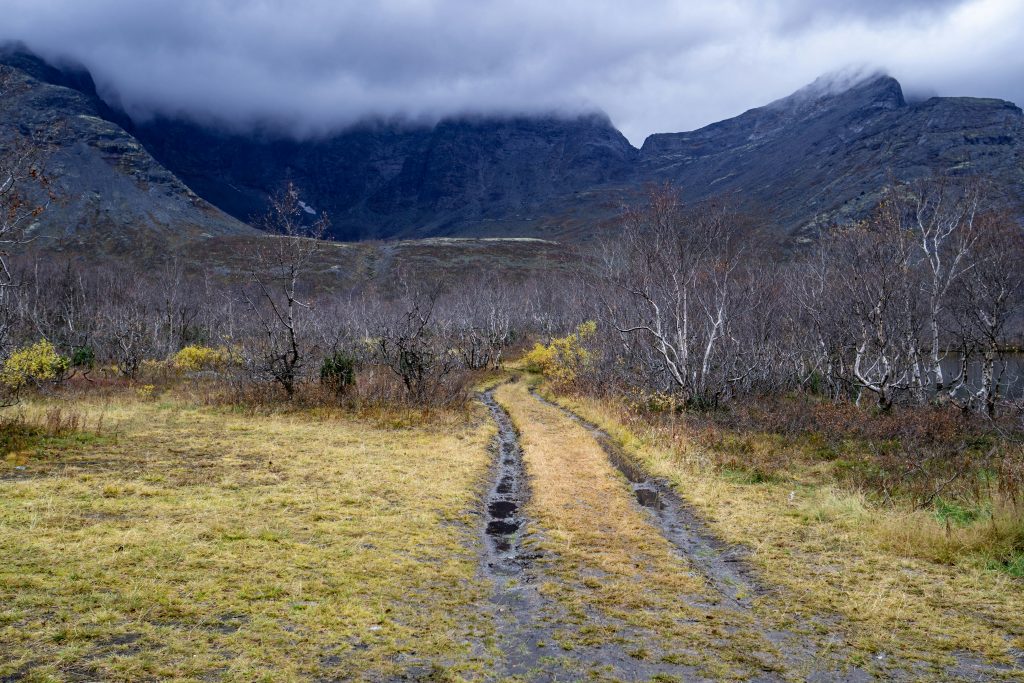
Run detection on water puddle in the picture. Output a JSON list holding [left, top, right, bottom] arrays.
[[481, 390, 532, 575], [478, 388, 707, 681]]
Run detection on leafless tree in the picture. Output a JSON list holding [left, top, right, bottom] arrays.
[[896, 177, 984, 394], [374, 286, 464, 404], [238, 182, 328, 398], [447, 275, 516, 370], [599, 186, 753, 406], [99, 293, 155, 379], [951, 211, 1024, 415], [830, 206, 924, 411]]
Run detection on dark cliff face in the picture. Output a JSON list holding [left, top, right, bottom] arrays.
[[133, 112, 638, 240], [2, 46, 1022, 246]]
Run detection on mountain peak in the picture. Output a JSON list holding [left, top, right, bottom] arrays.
[[0, 42, 99, 100], [770, 71, 906, 114]]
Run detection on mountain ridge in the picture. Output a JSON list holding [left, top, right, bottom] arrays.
[[639, 73, 1024, 237], [1, 46, 1021, 246], [0, 47, 253, 249]]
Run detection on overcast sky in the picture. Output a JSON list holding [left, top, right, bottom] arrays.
[[2, 0, 1022, 144]]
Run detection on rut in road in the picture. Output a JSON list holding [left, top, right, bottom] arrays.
[[525, 388, 1024, 682], [479, 389, 559, 680], [529, 390, 763, 606], [527, 388, 881, 682], [479, 389, 721, 682], [486, 382, 819, 681]]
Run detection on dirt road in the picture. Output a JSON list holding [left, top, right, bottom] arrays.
[[477, 380, 1021, 682]]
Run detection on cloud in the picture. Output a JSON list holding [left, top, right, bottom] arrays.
[[1, 0, 1020, 144]]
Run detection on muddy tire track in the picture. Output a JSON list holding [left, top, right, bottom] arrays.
[[479, 390, 580, 681], [479, 389, 715, 682], [527, 389, 884, 682], [529, 390, 760, 607]]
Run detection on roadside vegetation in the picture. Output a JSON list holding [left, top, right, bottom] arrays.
[[533, 383, 1023, 674]]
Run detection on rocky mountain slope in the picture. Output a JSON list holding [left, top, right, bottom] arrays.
[[134, 113, 637, 240], [0, 49, 253, 250], [2, 47, 1022, 245], [640, 74, 1024, 238]]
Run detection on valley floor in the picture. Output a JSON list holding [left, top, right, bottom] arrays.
[[1, 380, 1021, 682]]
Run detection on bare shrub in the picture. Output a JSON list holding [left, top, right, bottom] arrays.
[[237, 182, 328, 398], [373, 288, 467, 406]]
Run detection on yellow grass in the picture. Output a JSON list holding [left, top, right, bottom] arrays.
[[0, 395, 496, 681], [546, 387, 1024, 674]]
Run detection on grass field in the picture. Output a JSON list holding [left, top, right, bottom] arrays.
[[1, 395, 496, 681], [2, 381, 1022, 681], [541, 386, 1024, 678]]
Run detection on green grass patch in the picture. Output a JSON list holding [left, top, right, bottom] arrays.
[[719, 466, 780, 485], [988, 553, 1024, 578], [934, 498, 988, 527]]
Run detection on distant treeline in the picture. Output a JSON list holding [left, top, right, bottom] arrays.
[[1, 178, 1022, 418]]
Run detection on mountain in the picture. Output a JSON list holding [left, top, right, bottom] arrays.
[[0, 48, 253, 251], [2, 47, 1022, 247], [639, 73, 1024, 237], [133, 113, 637, 240]]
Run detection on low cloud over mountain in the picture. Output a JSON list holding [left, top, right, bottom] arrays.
[[2, 0, 1022, 144]]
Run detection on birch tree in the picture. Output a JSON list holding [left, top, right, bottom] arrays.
[[601, 186, 750, 406], [953, 211, 1024, 416], [831, 207, 923, 411], [239, 182, 329, 398], [900, 177, 983, 394]]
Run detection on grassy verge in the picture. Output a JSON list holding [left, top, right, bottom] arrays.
[[539, 385, 1024, 674], [1, 394, 495, 681]]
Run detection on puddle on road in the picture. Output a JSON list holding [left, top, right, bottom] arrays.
[[481, 391, 532, 575], [477, 388, 709, 682]]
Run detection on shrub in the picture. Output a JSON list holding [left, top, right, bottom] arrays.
[[173, 345, 228, 372], [522, 321, 596, 385], [320, 352, 357, 395], [70, 346, 96, 370], [0, 340, 70, 392]]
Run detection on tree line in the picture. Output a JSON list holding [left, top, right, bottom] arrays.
[[1, 173, 1022, 417], [593, 181, 1024, 416]]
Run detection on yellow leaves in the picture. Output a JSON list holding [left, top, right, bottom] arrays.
[[0, 339, 69, 390], [522, 321, 596, 386], [172, 345, 228, 372]]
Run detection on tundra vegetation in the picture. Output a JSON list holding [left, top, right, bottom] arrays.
[[1, 176, 1023, 680]]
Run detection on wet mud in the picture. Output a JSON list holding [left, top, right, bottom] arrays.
[[478, 389, 711, 681]]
